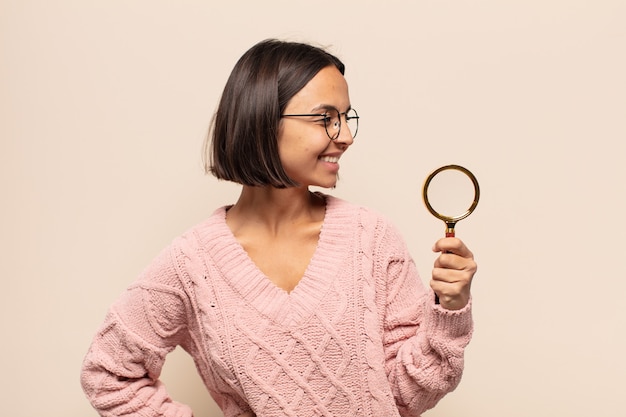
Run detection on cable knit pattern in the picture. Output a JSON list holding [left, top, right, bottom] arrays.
[[81, 194, 473, 417]]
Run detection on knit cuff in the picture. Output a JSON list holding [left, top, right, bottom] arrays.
[[425, 293, 473, 341]]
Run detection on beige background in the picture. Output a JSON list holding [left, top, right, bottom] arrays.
[[2, 1, 625, 416]]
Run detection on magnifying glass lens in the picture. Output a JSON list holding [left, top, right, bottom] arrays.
[[426, 169, 476, 219], [422, 164, 480, 237]]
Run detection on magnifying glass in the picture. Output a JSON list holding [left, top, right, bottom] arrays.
[[422, 164, 480, 238]]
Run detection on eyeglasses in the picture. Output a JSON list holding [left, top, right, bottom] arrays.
[[281, 108, 359, 140]]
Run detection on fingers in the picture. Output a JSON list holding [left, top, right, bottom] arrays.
[[432, 237, 476, 276], [430, 274, 471, 310], [430, 237, 477, 310], [432, 237, 474, 258], [433, 251, 475, 270]]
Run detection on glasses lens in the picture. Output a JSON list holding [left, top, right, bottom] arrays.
[[324, 109, 341, 140], [345, 108, 359, 139], [325, 108, 359, 140]]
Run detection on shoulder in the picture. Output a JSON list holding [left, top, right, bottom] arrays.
[[323, 193, 407, 254], [141, 206, 230, 282], [171, 205, 230, 252], [324, 193, 396, 233]]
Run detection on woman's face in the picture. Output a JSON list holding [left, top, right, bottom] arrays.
[[278, 66, 354, 189]]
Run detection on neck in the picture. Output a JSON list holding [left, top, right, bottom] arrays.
[[227, 186, 325, 233]]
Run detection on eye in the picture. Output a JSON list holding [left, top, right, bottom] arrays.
[[326, 110, 342, 126], [311, 113, 331, 124]]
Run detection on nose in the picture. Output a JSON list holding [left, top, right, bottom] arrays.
[[334, 121, 354, 147]]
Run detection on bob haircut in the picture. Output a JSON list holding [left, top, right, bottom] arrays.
[[205, 39, 345, 187]]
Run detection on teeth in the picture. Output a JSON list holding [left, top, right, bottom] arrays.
[[320, 156, 339, 163]]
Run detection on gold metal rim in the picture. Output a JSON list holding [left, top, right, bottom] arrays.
[[422, 164, 480, 224]]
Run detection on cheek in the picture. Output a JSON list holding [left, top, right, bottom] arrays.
[[279, 133, 315, 160], [277, 127, 330, 168], [279, 146, 311, 172]]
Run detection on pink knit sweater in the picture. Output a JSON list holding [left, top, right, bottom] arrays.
[[81, 194, 473, 417]]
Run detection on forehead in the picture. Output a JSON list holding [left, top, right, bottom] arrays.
[[286, 66, 351, 111]]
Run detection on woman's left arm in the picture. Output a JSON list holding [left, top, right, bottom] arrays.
[[379, 224, 476, 417]]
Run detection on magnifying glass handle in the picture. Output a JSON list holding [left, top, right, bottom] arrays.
[[435, 223, 456, 305], [445, 222, 456, 238]]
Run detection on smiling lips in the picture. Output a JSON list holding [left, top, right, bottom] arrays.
[[319, 155, 340, 163]]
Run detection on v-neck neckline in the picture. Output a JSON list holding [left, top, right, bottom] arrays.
[[200, 194, 354, 327]]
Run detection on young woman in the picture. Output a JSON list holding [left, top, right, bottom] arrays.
[[81, 39, 477, 417]]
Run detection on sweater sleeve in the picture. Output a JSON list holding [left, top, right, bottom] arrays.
[[377, 220, 473, 417], [80, 246, 194, 417]]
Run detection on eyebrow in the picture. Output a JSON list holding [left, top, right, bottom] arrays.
[[311, 104, 352, 113]]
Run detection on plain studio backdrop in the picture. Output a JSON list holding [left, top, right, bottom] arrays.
[[1, 1, 625, 416]]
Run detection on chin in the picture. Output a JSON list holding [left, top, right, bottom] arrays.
[[315, 177, 339, 189], [301, 173, 340, 190]]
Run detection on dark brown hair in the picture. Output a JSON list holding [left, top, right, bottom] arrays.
[[204, 39, 345, 187]]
